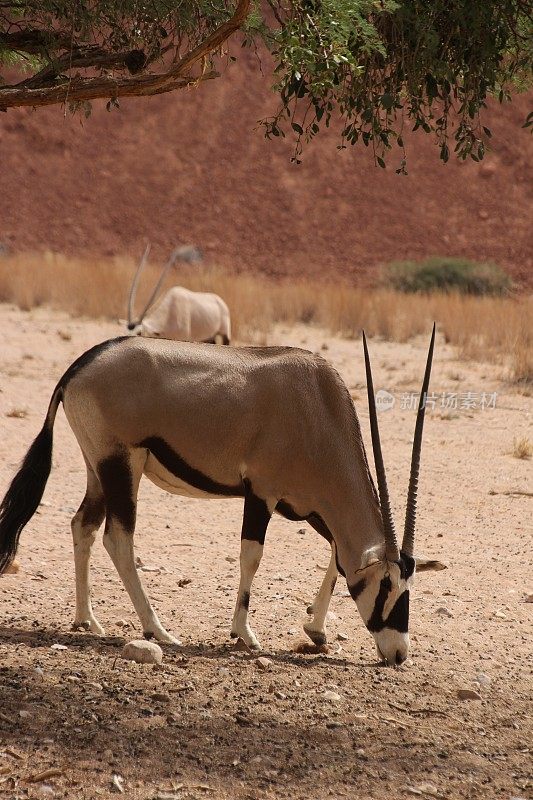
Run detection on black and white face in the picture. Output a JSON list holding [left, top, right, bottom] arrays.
[[349, 551, 415, 665], [349, 551, 446, 665]]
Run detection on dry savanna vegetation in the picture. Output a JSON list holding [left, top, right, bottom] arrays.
[[0, 251, 531, 386]]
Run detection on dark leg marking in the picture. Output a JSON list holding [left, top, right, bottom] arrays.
[[330, 576, 337, 595], [98, 453, 135, 532], [78, 495, 106, 528], [221, 335, 230, 345], [139, 437, 243, 497], [241, 591, 250, 611], [241, 480, 271, 545]]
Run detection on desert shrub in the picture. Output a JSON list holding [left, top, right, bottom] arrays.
[[384, 257, 512, 295]]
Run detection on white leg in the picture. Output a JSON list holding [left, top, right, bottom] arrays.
[[230, 540, 264, 650], [99, 448, 180, 645], [304, 544, 338, 646], [103, 521, 180, 644], [71, 468, 106, 635]]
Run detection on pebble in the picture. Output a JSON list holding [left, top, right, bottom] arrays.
[[323, 690, 342, 702], [19, 710, 31, 719], [474, 673, 491, 687], [297, 528, 306, 535], [274, 691, 287, 700], [233, 638, 252, 653], [436, 607, 454, 618], [494, 610, 507, 619], [337, 632, 349, 641], [50, 643, 68, 651], [524, 593, 533, 603], [255, 656, 273, 671], [151, 692, 171, 703], [457, 688, 482, 701], [121, 640, 163, 665]]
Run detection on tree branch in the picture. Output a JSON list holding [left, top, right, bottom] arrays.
[[0, 0, 250, 110]]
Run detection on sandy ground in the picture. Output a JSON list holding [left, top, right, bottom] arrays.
[[0, 304, 531, 800]]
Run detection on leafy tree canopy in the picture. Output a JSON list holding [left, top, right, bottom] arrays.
[[1, 1, 531, 166]]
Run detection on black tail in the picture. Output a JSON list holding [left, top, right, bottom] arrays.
[[0, 388, 61, 574]]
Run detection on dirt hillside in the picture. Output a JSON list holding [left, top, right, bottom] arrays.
[[0, 49, 532, 284]]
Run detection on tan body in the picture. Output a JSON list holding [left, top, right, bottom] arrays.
[[136, 287, 231, 343], [0, 332, 443, 661]]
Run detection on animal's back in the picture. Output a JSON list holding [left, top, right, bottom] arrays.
[[61, 337, 355, 500]]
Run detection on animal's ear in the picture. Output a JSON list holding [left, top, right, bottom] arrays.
[[360, 544, 386, 570], [415, 555, 447, 572]]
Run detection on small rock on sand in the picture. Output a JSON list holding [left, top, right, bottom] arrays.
[[121, 640, 163, 665], [457, 688, 482, 701]]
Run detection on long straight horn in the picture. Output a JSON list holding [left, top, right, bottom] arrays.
[[362, 331, 400, 562], [127, 243, 151, 329], [402, 323, 436, 557], [136, 249, 179, 325]]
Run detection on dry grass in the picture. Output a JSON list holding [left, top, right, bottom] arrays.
[[509, 437, 532, 460], [0, 251, 531, 383]]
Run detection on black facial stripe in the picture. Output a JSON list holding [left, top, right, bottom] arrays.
[[366, 575, 392, 632], [366, 575, 410, 634], [386, 589, 410, 633], [349, 578, 366, 601], [139, 436, 243, 497], [399, 551, 416, 580]]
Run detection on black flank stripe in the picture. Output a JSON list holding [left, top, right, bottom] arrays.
[[140, 436, 243, 497]]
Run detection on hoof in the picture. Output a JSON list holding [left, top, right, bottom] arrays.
[[71, 619, 105, 635], [150, 631, 182, 645], [303, 623, 327, 647], [230, 629, 261, 650]]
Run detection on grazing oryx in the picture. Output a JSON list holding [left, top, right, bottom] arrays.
[[0, 327, 444, 665], [127, 245, 231, 344]]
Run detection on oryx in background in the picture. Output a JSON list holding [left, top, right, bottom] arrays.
[[0, 327, 444, 665], [127, 244, 231, 344]]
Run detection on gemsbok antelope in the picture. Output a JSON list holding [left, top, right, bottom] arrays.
[[126, 245, 231, 344], [0, 327, 444, 664]]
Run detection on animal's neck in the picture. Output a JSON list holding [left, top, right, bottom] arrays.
[[319, 432, 386, 582]]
